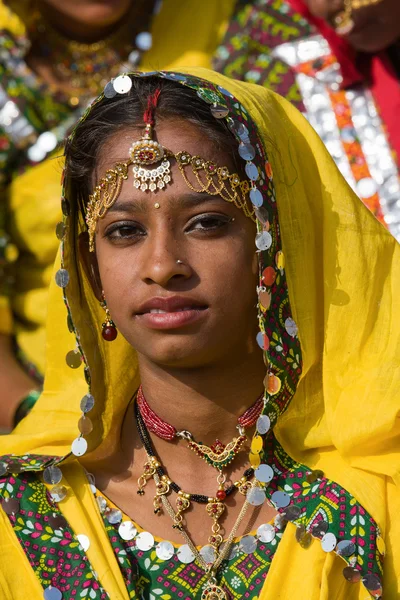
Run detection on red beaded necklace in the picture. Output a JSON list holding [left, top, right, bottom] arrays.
[[137, 385, 264, 441], [136, 385, 264, 473]]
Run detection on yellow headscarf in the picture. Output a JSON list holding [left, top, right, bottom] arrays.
[[3, 67, 400, 598]]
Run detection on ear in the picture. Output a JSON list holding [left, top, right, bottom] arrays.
[[78, 232, 103, 302]]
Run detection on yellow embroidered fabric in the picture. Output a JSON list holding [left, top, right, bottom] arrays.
[[1, 67, 399, 598]]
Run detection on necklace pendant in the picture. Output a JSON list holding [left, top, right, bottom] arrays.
[[137, 457, 159, 495], [201, 583, 227, 600], [173, 493, 191, 529], [188, 435, 246, 470]]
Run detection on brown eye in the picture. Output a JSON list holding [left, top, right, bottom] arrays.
[[105, 221, 146, 241], [187, 214, 232, 232]]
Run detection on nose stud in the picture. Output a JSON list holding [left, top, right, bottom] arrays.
[[176, 260, 183, 265]]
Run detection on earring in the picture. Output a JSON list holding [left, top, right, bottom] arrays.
[[100, 292, 118, 341]]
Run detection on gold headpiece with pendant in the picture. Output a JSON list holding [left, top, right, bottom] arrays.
[[85, 89, 255, 251]]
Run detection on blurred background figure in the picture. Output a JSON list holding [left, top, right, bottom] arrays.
[[0, 0, 399, 430]]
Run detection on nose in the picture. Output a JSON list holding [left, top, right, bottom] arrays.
[[140, 230, 192, 287]]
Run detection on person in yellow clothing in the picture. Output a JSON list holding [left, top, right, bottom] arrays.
[[0, 0, 234, 428], [0, 68, 399, 598]]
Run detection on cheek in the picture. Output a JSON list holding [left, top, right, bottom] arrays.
[[96, 247, 139, 305], [205, 240, 258, 313]]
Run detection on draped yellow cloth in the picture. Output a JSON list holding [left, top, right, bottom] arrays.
[[0, 0, 235, 372], [2, 67, 400, 598]]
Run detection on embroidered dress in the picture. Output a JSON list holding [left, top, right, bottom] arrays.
[[0, 438, 384, 600], [0, 67, 398, 599]]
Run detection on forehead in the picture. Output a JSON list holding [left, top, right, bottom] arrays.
[[95, 118, 237, 178]]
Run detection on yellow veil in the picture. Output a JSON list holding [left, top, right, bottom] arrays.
[[3, 68, 400, 598]]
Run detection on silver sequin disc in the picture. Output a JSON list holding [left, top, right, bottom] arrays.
[[256, 415, 271, 435], [104, 81, 117, 98], [66, 350, 82, 369], [321, 532, 337, 552], [43, 586, 63, 600], [245, 162, 259, 181], [135, 31, 152, 51], [96, 496, 107, 514], [156, 541, 175, 561], [48, 514, 68, 530], [43, 465, 63, 485], [257, 523, 276, 543], [200, 545, 216, 564], [55, 269, 69, 288], [249, 188, 263, 207], [77, 533, 90, 552], [80, 393, 95, 413], [343, 566, 361, 583], [71, 437, 88, 457], [255, 231, 272, 251], [2, 497, 20, 514], [50, 485, 67, 503], [282, 505, 302, 521], [239, 535, 257, 554], [255, 206, 269, 224], [336, 540, 356, 557], [255, 464, 274, 484], [55, 222, 66, 240], [118, 520, 137, 541], [177, 544, 195, 564], [211, 104, 229, 119], [247, 486, 266, 506], [229, 120, 249, 140], [284, 317, 298, 337], [219, 542, 238, 561], [107, 508, 123, 524], [113, 75, 132, 94], [311, 520, 329, 538], [238, 142, 256, 161], [362, 574, 382, 594], [136, 531, 154, 551], [0, 462, 7, 476], [271, 491, 291, 508]]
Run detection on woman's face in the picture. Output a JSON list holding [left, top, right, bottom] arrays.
[[305, 0, 400, 52], [90, 120, 260, 370], [40, 0, 132, 27]]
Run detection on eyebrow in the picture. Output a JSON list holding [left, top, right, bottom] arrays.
[[107, 192, 226, 214]]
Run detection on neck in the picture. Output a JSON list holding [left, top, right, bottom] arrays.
[[136, 350, 266, 445]]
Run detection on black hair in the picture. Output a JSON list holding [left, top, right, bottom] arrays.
[[64, 76, 241, 217]]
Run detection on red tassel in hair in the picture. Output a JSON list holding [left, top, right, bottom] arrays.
[[143, 88, 161, 126]]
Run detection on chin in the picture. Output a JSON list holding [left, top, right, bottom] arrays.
[[126, 332, 224, 370], [57, 0, 131, 25]]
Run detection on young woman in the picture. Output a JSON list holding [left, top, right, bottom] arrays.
[[0, 68, 399, 599]]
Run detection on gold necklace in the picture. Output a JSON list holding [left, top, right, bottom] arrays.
[[334, 0, 384, 34], [30, 1, 156, 102], [154, 470, 256, 600]]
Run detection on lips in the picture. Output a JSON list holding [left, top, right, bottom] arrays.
[[135, 296, 208, 330]]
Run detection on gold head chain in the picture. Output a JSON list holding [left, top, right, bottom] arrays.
[[85, 122, 255, 251]]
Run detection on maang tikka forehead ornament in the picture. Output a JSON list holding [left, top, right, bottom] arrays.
[[85, 86, 255, 251]]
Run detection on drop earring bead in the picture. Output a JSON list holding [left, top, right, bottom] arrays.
[[100, 293, 118, 341]]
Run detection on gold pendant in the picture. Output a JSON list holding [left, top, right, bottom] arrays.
[[201, 583, 227, 600], [188, 435, 246, 470]]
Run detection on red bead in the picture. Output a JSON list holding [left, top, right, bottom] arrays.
[[216, 489, 226, 501], [102, 325, 118, 341]]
